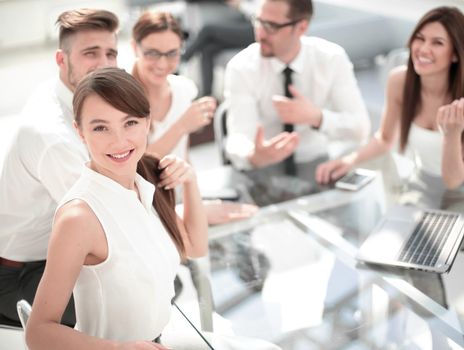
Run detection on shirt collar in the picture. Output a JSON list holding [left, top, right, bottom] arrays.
[[269, 39, 305, 75], [82, 165, 156, 213], [135, 173, 156, 212], [54, 78, 74, 122]]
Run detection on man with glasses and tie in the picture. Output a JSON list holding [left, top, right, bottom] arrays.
[[224, 0, 370, 182]]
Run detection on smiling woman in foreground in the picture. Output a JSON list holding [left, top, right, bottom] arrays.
[[25, 67, 208, 349], [25, 67, 280, 350]]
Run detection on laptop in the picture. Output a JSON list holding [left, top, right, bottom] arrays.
[[287, 205, 464, 274], [356, 205, 464, 273]]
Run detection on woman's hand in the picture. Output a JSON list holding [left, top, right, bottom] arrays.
[[438, 98, 464, 189], [203, 199, 258, 225], [179, 96, 217, 134], [117, 340, 170, 350], [437, 98, 464, 136], [158, 155, 196, 189], [316, 157, 354, 185]]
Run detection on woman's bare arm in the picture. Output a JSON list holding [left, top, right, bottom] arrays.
[[158, 156, 208, 258], [316, 66, 406, 184], [438, 98, 464, 189], [26, 201, 166, 350]]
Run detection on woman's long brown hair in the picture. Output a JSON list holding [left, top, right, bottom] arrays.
[[400, 6, 464, 151], [137, 154, 186, 258], [73, 67, 186, 258]]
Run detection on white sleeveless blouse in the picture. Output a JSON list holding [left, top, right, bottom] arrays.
[[407, 123, 442, 177], [58, 166, 180, 341]]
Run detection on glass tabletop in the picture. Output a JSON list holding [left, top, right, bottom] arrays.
[[206, 175, 464, 349], [198, 163, 329, 208]]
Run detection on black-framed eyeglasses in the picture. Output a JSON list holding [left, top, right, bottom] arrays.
[[138, 45, 183, 61], [251, 16, 303, 35]]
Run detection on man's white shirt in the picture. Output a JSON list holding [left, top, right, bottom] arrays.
[[0, 78, 88, 261], [224, 36, 370, 170]]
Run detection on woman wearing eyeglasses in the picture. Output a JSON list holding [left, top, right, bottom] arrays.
[[132, 12, 258, 227], [132, 11, 217, 161]]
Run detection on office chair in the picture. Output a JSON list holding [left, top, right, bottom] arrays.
[[16, 299, 31, 329], [188, 257, 215, 332], [213, 101, 231, 165], [379, 48, 409, 87]]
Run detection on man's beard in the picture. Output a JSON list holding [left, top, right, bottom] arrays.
[[67, 60, 92, 90], [67, 60, 79, 90], [259, 40, 274, 57]]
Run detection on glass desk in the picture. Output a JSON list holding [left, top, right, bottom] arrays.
[[203, 168, 464, 349]]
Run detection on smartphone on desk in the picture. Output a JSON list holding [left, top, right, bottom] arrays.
[[335, 168, 376, 191]]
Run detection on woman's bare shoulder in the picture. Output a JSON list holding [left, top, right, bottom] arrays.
[[54, 199, 102, 241], [386, 66, 408, 102], [388, 65, 407, 88]]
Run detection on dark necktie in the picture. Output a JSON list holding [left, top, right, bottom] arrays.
[[283, 66, 296, 176]]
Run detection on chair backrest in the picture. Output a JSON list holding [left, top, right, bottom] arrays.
[[379, 47, 410, 87], [16, 300, 31, 329], [213, 101, 231, 165], [185, 257, 214, 332]]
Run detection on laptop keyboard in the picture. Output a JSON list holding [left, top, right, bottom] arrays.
[[398, 212, 459, 267]]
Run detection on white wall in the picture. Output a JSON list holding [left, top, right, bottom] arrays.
[[2, 0, 464, 50], [318, 0, 464, 21], [0, 0, 126, 50]]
